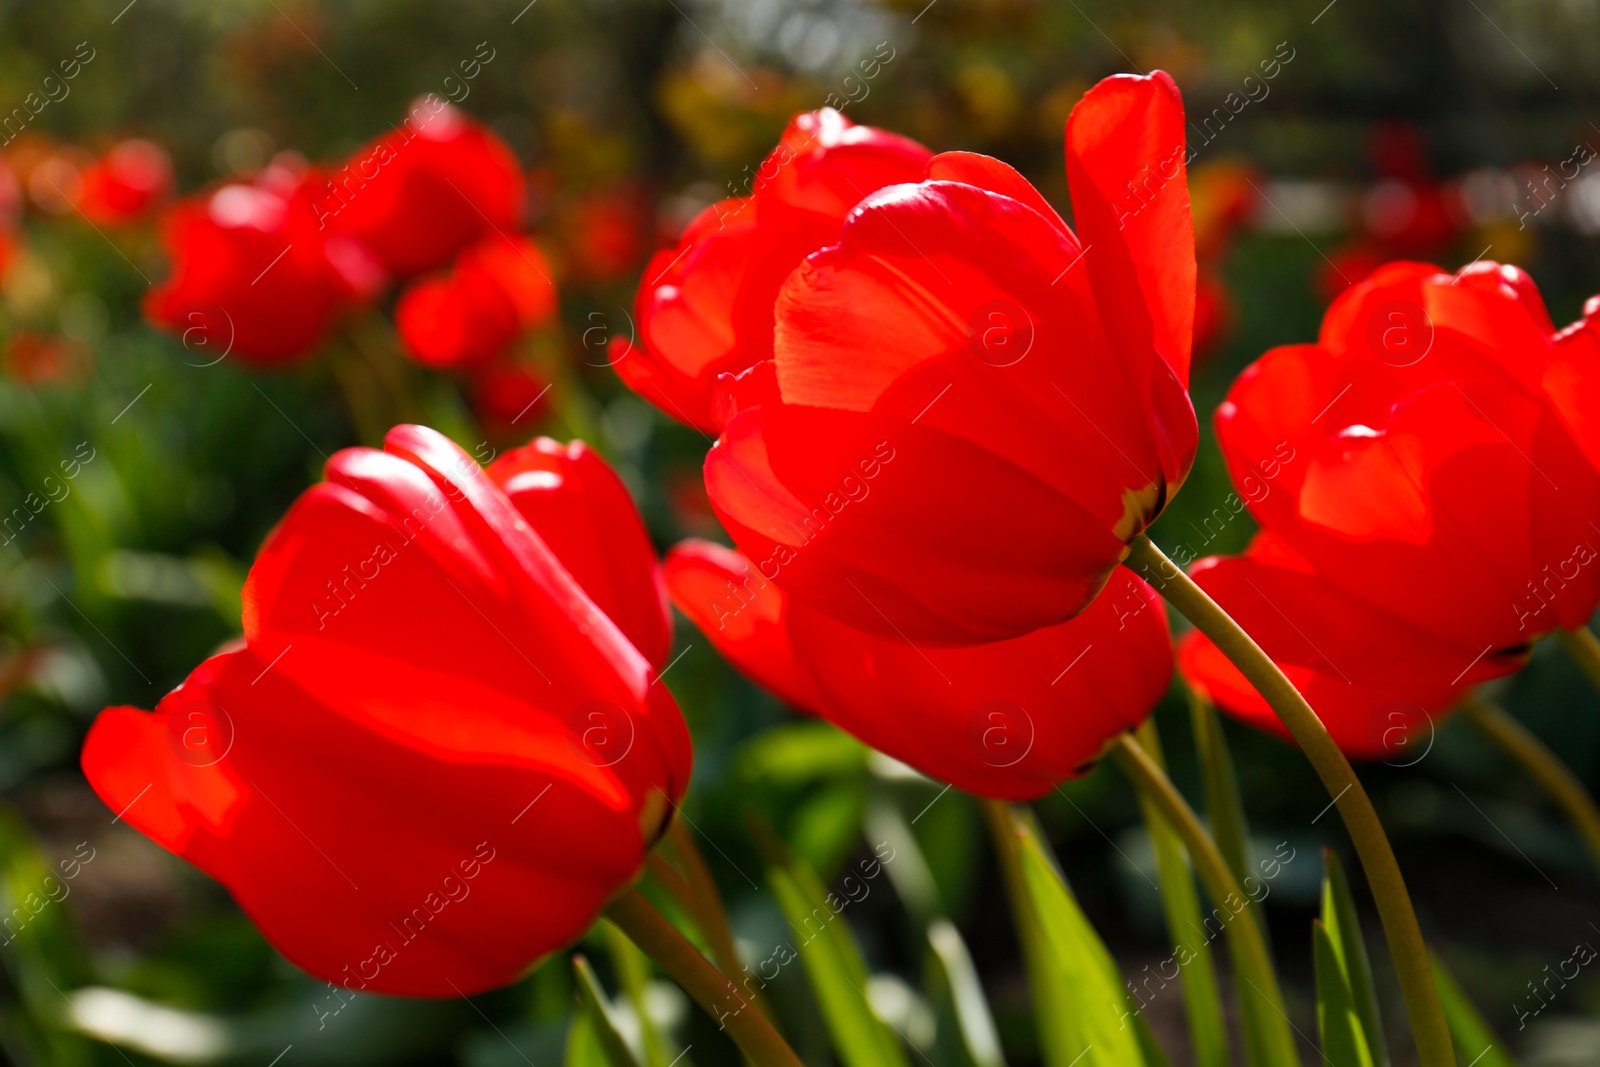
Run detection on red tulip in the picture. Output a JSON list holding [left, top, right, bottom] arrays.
[[1177, 534, 1519, 758], [3, 331, 89, 385], [322, 102, 524, 278], [561, 186, 648, 283], [487, 438, 672, 670], [665, 539, 1172, 799], [81, 426, 691, 996], [1192, 268, 1234, 365], [76, 139, 172, 225], [614, 108, 932, 433], [1180, 261, 1600, 755], [459, 234, 558, 329], [145, 160, 384, 366], [396, 271, 520, 369], [701, 73, 1197, 645], [395, 236, 556, 369], [471, 362, 552, 432]]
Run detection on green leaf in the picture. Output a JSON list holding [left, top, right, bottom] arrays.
[[1133, 721, 1229, 1067], [1431, 956, 1517, 1067], [1188, 695, 1291, 1067], [1321, 850, 1388, 1066], [753, 818, 906, 1066], [0, 803, 97, 1066], [864, 794, 944, 929], [984, 802, 1159, 1067], [1189, 694, 1253, 887], [571, 955, 645, 1067], [864, 789, 1005, 1067], [601, 921, 670, 1067], [927, 919, 1009, 1067], [763, 851, 912, 1067], [566, 1009, 610, 1067], [738, 721, 869, 786], [1314, 921, 1375, 1067]]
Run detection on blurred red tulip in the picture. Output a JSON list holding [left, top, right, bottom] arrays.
[[82, 426, 690, 996], [562, 186, 647, 283], [76, 139, 173, 224], [488, 438, 672, 669], [615, 108, 932, 433], [471, 361, 552, 431], [396, 272, 519, 369], [0, 228, 19, 285], [1181, 261, 1600, 756], [665, 539, 1172, 799], [396, 235, 557, 370], [701, 73, 1198, 645], [1319, 123, 1465, 301], [459, 235, 558, 328], [0, 157, 21, 228], [323, 102, 524, 278], [1187, 160, 1256, 364], [3, 332, 89, 385], [1192, 268, 1234, 364], [145, 159, 384, 366]]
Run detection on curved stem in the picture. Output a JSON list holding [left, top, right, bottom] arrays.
[[1558, 627, 1600, 693], [1109, 732, 1299, 1066], [665, 819, 757, 1004], [605, 888, 803, 1067], [1460, 692, 1600, 873], [1125, 534, 1453, 1067], [645, 851, 694, 905]]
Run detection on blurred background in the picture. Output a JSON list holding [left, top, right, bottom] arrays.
[[2, 0, 1600, 1063]]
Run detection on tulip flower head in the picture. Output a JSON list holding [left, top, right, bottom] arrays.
[[83, 427, 690, 996], [1181, 261, 1600, 757], [322, 101, 525, 278], [76, 138, 172, 225], [665, 539, 1173, 799], [691, 73, 1198, 645], [615, 108, 934, 433], [145, 159, 384, 366], [396, 234, 557, 369]]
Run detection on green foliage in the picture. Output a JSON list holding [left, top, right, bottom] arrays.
[[757, 827, 910, 1067], [571, 955, 645, 1067], [1321, 850, 1388, 1066], [1314, 921, 1377, 1067], [1432, 957, 1517, 1067], [986, 802, 1163, 1067]]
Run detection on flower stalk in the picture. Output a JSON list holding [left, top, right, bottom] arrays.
[[1558, 627, 1600, 693], [1108, 731, 1299, 1066], [604, 887, 804, 1067], [1460, 692, 1600, 873], [1125, 533, 1454, 1067]]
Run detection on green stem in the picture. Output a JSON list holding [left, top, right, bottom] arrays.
[[1558, 627, 1600, 694], [1109, 732, 1298, 1067], [1460, 692, 1600, 874], [604, 888, 803, 1067], [1187, 687, 1255, 887], [1125, 534, 1453, 1067], [664, 819, 766, 1018], [1128, 721, 1230, 1067]]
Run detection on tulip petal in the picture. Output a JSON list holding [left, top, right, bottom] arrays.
[[490, 439, 673, 669], [87, 647, 649, 997], [1065, 70, 1196, 386], [663, 539, 821, 711], [785, 566, 1172, 799], [1180, 540, 1525, 757]]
